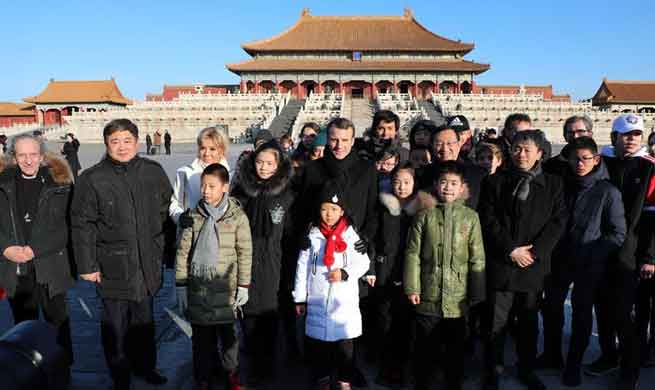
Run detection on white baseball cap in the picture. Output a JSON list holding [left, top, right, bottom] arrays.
[[612, 113, 644, 134]]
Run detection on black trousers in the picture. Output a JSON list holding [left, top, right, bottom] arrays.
[[485, 290, 539, 374], [241, 311, 278, 378], [165, 145, 171, 155], [543, 265, 605, 368], [637, 278, 655, 362], [305, 337, 355, 383], [8, 273, 73, 365], [192, 323, 239, 383], [595, 266, 640, 380], [373, 285, 411, 371], [413, 315, 465, 390], [101, 297, 157, 385]]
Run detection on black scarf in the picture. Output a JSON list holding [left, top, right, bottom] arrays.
[[510, 162, 542, 202], [322, 148, 358, 179]]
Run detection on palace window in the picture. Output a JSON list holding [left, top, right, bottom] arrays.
[[352, 51, 362, 61]]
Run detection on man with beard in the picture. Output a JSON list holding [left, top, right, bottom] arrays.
[[358, 110, 409, 162], [71, 119, 173, 390], [585, 114, 655, 390]]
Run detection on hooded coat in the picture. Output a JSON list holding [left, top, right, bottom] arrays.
[[71, 156, 173, 300], [230, 145, 295, 315], [0, 154, 75, 298], [293, 225, 370, 341], [358, 133, 410, 163]]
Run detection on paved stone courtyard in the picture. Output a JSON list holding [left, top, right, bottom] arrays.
[[1, 140, 652, 389]]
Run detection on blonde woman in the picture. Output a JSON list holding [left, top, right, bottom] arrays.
[[170, 127, 230, 223]]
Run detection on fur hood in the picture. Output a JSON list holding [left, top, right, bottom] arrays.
[[235, 150, 294, 197], [379, 190, 437, 217], [0, 152, 73, 186]]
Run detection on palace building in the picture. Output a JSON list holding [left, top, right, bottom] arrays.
[[226, 8, 489, 99], [592, 79, 655, 112]]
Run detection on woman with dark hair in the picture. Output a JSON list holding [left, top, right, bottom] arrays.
[[292, 122, 321, 162], [61, 133, 81, 179], [230, 140, 295, 385]]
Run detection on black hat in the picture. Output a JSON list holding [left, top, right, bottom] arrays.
[[446, 115, 470, 133], [253, 129, 273, 148], [317, 184, 345, 210]]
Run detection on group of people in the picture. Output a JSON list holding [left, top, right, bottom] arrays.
[[145, 130, 172, 155], [0, 108, 654, 390]]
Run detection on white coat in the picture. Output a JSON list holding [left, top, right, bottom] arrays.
[[169, 158, 229, 223], [293, 225, 370, 342]]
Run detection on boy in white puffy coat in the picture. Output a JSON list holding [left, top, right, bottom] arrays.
[[293, 189, 370, 390]]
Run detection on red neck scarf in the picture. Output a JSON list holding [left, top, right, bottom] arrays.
[[319, 217, 348, 268]]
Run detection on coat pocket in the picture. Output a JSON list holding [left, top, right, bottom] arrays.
[[98, 245, 130, 280]]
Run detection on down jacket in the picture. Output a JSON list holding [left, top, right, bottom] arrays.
[[293, 225, 370, 341], [404, 199, 486, 318], [0, 155, 75, 298], [175, 197, 253, 325], [71, 156, 173, 300]]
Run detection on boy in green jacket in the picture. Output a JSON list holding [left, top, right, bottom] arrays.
[[405, 161, 486, 390]]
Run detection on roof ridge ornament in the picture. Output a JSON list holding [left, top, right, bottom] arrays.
[[403, 7, 413, 18], [301, 8, 310, 17]]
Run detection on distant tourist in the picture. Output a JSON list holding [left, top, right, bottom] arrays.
[[164, 130, 172, 155], [309, 130, 327, 161], [279, 134, 293, 156], [61, 132, 81, 179], [543, 115, 594, 176], [71, 119, 173, 389], [145, 133, 152, 155], [0, 134, 7, 155], [153, 130, 162, 154]]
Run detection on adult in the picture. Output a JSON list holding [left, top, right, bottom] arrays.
[[445, 114, 475, 163], [409, 119, 437, 150], [230, 140, 295, 385], [153, 130, 162, 154], [0, 134, 75, 373], [543, 115, 594, 176], [164, 130, 172, 155], [0, 134, 8, 156], [61, 132, 81, 179], [495, 113, 553, 161], [420, 125, 487, 209], [479, 130, 567, 390], [145, 133, 152, 155], [292, 122, 320, 162], [170, 127, 230, 224], [587, 114, 654, 390], [71, 119, 173, 389], [358, 110, 409, 162]]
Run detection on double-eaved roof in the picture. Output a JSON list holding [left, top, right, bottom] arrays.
[[24, 79, 131, 105]]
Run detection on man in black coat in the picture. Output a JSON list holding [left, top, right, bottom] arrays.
[[0, 135, 75, 370], [358, 110, 409, 163], [420, 124, 487, 209], [586, 114, 655, 390], [542, 115, 594, 177], [164, 130, 172, 155], [479, 130, 568, 390], [71, 119, 173, 389]]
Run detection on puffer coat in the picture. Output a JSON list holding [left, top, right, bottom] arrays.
[[175, 197, 252, 325], [293, 225, 370, 341]]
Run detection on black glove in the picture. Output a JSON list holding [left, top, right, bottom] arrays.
[[354, 238, 369, 254], [179, 209, 194, 229], [299, 235, 312, 250]]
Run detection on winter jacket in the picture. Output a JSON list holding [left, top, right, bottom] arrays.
[[230, 152, 295, 315], [419, 159, 487, 209], [0, 155, 75, 298], [404, 199, 486, 318], [374, 191, 434, 287], [602, 147, 655, 269], [62, 141, 81, 174], [169, 158, 230, 223], [294, 149, 378, 244], [479, 169, 568, 292], [175, 197, 252, 325], [71, 156, 173, 300], [553, 162, 626, 275], [357, 135, 410, 162], [293, 225, 370, 341]]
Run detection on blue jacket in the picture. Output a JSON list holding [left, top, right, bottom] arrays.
[[554, 161, 626, 273]]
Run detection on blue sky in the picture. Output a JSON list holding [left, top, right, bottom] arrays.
[[1, 0, 653, 102]]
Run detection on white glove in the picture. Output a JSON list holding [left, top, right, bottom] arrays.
[[176, 286, 188, 315], [235, 286, 249, 307]]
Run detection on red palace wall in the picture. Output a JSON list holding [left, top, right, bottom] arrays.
[[0, 116, 37, 128]]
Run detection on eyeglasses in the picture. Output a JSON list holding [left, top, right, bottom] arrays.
[[566, 129, 591, 137], [433, 140, 459, 149], [377, 159, 398, 169], [568, 155, 597, 164]]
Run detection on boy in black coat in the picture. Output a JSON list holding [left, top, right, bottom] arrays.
[[479, 130, 568, 390], [540, 137, 626, 386]]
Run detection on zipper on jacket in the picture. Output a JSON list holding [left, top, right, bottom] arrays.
[[2, 188, 21, 275]]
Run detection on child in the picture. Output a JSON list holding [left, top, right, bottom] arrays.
[[176, 164, 253, 390], [405, 161, 486, 390], [475, 142, 504, 175], [293, 188, 370, 390]]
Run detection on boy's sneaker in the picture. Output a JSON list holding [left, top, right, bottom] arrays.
[[337, 381, 352, 390], [584, 355, 619, 376]]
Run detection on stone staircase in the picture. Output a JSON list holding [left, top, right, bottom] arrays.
[[344, 96, 375, 137], [268, 98, 305, 138], [419, 100, 447, 126]]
